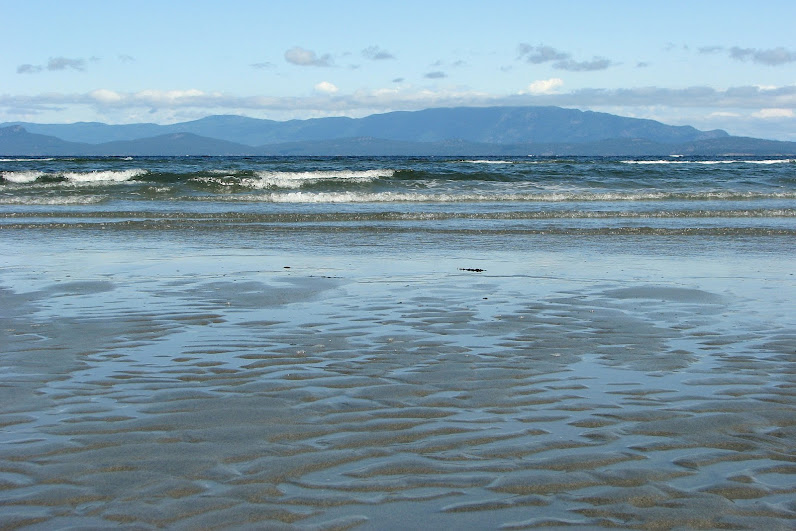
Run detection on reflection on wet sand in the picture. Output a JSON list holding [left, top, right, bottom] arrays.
[[1, 249, 795, 530]]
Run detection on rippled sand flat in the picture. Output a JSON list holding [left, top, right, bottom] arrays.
[[1, 232, 794, 530]]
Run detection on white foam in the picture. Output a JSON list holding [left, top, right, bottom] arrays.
[[247, 169, 394, 189], [62, 169, 147, 183], [208, 191, 473, 203], [270, 191, 422, 202], [192, 176, 238, 186], [463, 160, 514, 164], [1, 170, 45, 183], [0, 158, 54, 162], [0, 195, 107, 205], [745, 159, 795, 164], [621, 159, 794, 165], [206, 189, 796, 204]]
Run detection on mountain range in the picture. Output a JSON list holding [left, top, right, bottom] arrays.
[[2, 106, 795, 156]]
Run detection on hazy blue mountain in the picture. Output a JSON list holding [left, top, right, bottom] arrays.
[[347, 107, 729, 145], [0, 121, 165, 144], [2, 106, 795, 156], [256, 136, 796, 157], [2, 106, 729, 146], [91, 133, 255, 156], [3, 125, 796, 157], [0, 125, 92, 155], [671, 136, 796, 156], [167, 115, 357, 145], [0, 126, 255, 156]]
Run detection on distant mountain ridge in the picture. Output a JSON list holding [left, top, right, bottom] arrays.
[[2, 106, 795, 156], [3, 106, 729, 146]]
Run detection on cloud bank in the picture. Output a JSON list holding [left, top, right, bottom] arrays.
[[4, 84, 794, 115]]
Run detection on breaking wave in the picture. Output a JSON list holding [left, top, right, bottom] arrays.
[[245, 169, 395, 189], [62, 169, 148, 183], [1, 170, 46, 183]]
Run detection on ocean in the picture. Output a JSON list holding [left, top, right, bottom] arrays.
[[1, 156, 795, 529]]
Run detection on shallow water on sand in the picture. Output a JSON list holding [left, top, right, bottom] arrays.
[[1, 229, 795, 530]]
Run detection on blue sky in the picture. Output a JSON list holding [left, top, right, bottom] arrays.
[[3, 0, 795, 139]]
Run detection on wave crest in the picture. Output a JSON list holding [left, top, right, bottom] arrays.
[[247, 169, 394, 189], [1, 170, 46, 183], [63, 169, 148, 183]]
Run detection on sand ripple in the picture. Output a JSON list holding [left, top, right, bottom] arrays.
[[1, 256, 794, 529]]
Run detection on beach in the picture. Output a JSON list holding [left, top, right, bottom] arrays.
[[1, 156, 795, 529], [2, 226, 794, 529]]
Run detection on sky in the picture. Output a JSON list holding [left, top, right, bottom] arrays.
[[3, 0, 795, 140]]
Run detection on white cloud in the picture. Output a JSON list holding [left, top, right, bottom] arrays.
[[752, 108, 794, 118], [90, 89, 123, 103], [314, 81, 339, 94], [82, 89, 214, 109], [524, 78, 564, 94], [133, 89, 207, 104], [689, 109, 796, 140], [372, 88, 400, 97]]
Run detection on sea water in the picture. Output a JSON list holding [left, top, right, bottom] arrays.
[[1, 156, 795, 529]]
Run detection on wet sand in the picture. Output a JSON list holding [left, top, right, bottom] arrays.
[[1, 231, 795, 530]]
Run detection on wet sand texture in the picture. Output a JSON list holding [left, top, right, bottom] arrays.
[[1, 250, 795, 530]]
